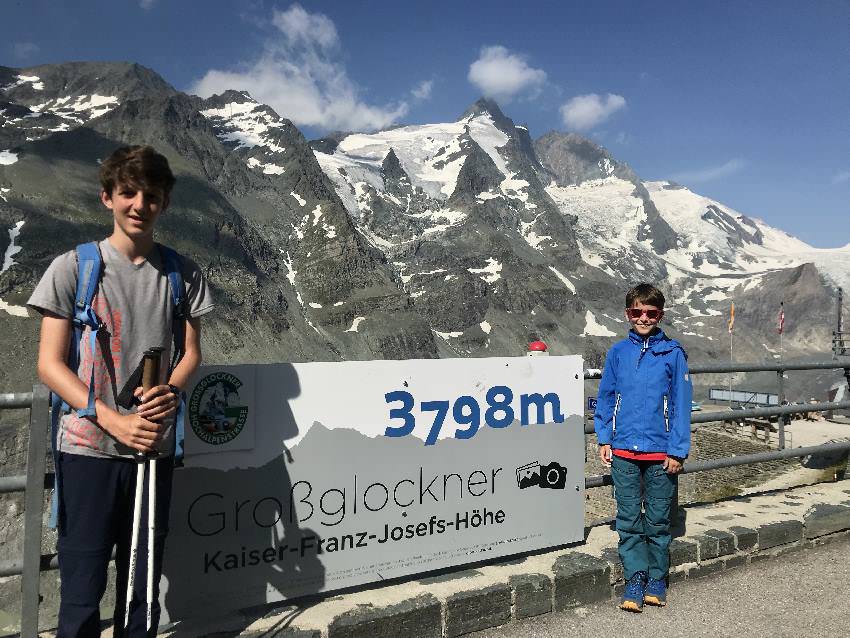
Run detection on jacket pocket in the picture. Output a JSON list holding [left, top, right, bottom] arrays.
[[663, 395, 669, 432]]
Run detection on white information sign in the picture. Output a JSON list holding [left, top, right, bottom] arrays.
[[160, 355, 585, 622]]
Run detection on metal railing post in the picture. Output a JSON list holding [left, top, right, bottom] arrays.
[[20, 384, 50, 638]]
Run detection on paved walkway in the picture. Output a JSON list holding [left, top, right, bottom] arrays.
[[783, 415, 850, 447], [745, 416, 850, 493], [472, 537, 850, 638]]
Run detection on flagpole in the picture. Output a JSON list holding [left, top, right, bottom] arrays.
[[729, 328, 733, 404], [728, 302, 735, 407]]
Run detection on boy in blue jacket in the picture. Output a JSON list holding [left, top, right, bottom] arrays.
[[594, 283, 692, 612]]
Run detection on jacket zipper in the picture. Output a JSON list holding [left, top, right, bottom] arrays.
[[637, 337, 649, 368], [612, 393, 621, 432], [663, 395, 669, 432]]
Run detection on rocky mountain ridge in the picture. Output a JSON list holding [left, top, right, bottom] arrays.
[[1, 61, 847, 395]]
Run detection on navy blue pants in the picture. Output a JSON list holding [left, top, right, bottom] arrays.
[[611, 455, 677, 581], [56, 453, 173, 638]]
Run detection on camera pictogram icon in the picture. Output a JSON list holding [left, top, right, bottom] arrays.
[[516, 460, 568, 490]]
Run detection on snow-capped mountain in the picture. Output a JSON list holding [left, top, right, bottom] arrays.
[[0, 62, 173, 148], [307, 98, 592, 354], [305, 98, 848, 357], [0, 61, 847, 395]]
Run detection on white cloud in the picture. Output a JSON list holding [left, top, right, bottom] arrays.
[[411, 80, 434, 101], [190, 4, 408, 132], [467, 46, 546, 102], [560, 93, 626, 131], [271, 3, 337, 50], [139, 0, 156, 9], [831, 170, 850, 184], [671, 158, 746, 184], [12, 42, 39, 59]]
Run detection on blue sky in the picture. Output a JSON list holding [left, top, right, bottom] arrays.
[[4, 0, 848, 247]]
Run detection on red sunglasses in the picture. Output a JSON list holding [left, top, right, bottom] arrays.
[[627, 308, 662, 320]]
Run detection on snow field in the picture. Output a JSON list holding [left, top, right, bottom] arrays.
[[200, 99, 287, 153], [468, 258, 502, 284], [582, 311, 616, 337], [0, 220, 27, 317]]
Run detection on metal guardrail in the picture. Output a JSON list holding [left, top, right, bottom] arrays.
[[689, 400, 850, 423], [582, 360, 850, 490], [585, 440, 850, 488], [0, 472, 53, 495], [584, 357, 850, 378], [0, 475, 28, 494], [0, 391, 35, 409], [1, 359, 849, 637], [0, 550, 60, 579], [0, 384, 50, 638], [585, 358, 850, 448], [690, 359, 850, 374], [583, 400, 850, 434]]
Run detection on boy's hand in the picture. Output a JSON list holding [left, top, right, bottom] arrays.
[[102, 411, 164, 453], [598, 444, 612, 467], [663, 456, 683, 474], [134, 385, 179, 422]]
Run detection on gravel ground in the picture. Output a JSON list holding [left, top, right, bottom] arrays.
[[473, 539, 850, 638]]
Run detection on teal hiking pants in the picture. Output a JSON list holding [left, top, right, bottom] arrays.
[[611, 454, 677, 581]]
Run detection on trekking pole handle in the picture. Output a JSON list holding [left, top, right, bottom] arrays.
[[138, 347, 164, 460], [141, 347, 164, 393]]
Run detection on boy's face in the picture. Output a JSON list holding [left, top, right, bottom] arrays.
[[101, 182, 169, 241], [625, 301, 663, 337]]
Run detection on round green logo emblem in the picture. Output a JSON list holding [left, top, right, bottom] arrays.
[[189, 372, 249, 445]]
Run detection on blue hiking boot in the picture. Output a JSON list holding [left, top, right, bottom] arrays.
[[644, 577, 667, 606], [620, 571, 647, 612]]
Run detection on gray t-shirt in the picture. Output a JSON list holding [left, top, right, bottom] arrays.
[[27, 239, 214, 459]]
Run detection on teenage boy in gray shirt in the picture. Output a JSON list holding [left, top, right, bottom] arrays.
[[28, 145, 213, 637]]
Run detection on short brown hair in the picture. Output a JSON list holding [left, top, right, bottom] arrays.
[[99, 145, 175, 196], [626, 283, 665, 309]]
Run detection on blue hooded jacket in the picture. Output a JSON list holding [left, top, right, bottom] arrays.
[[593, 328, 692, 459]]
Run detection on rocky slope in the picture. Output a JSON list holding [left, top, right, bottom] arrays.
[[1, 61, 848, 396]]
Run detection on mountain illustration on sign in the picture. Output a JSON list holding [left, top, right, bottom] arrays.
[[199, 381, 241, 432]]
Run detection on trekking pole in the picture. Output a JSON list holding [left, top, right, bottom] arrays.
[[125, 347, 163, 632], [143, 347, 162, 633], [125, 453, 145, 629]]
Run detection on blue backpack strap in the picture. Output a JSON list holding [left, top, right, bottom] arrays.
[[49, 242, 103, 528], [73, 242, 103, 418], [159, 245, 186, 371], [159, 244, 187, 466]]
